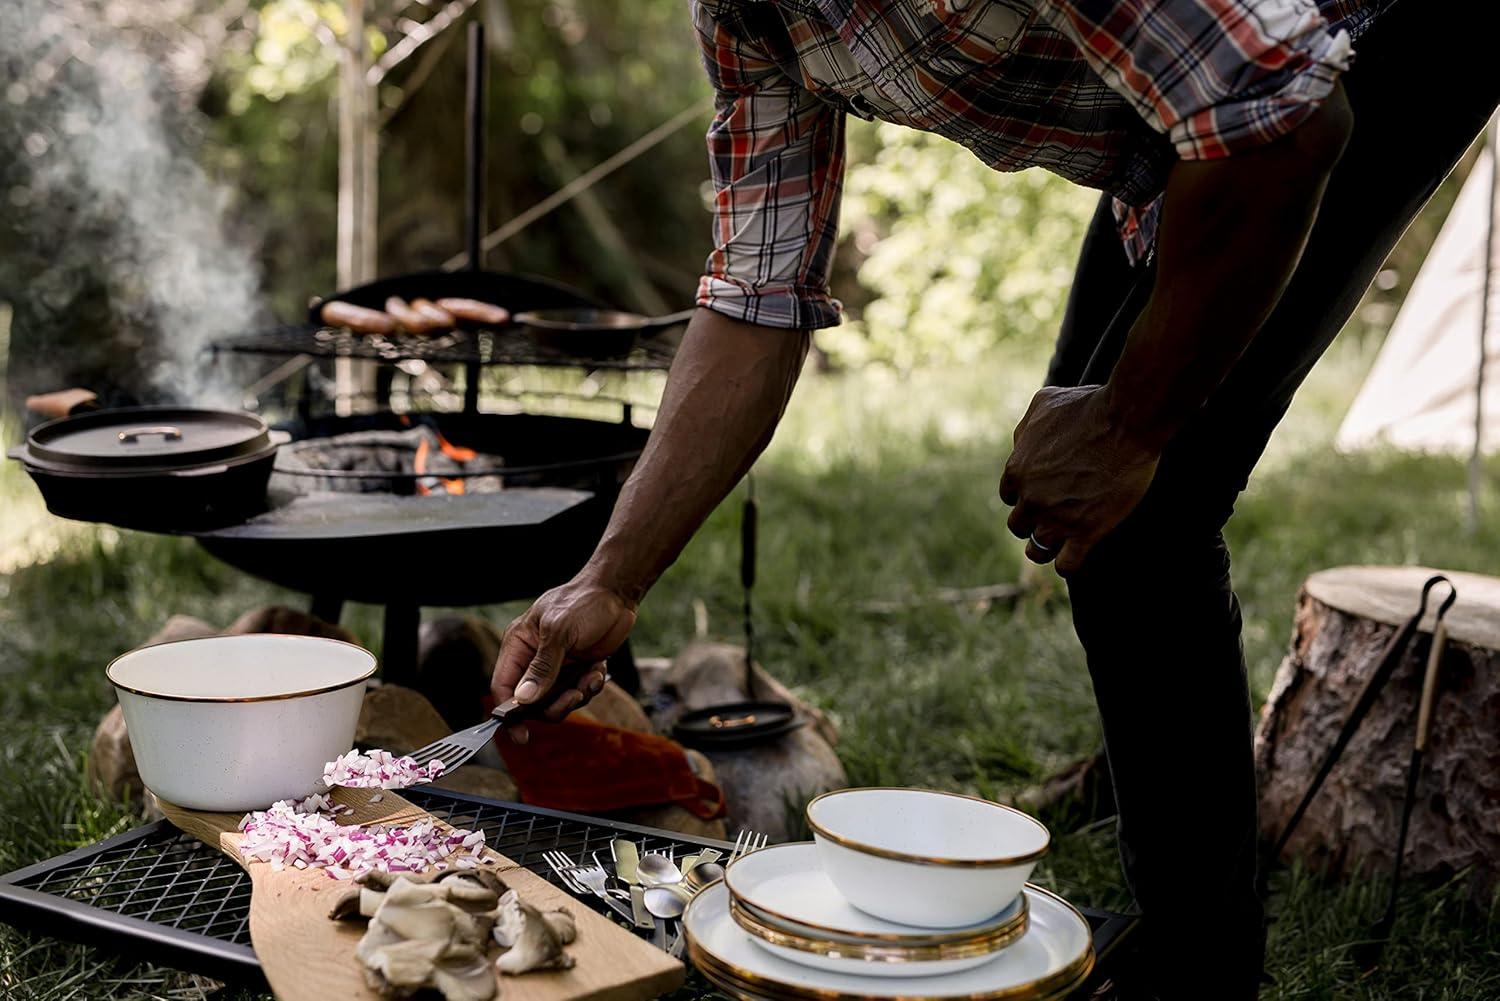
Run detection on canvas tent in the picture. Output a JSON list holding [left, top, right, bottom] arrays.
[[1336, 138, 1499, 455]]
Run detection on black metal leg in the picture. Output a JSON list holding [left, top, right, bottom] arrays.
[[374, 365, 395, 410], [310, 594, 345, 625], [609, 637, 640, 695], [382, 604, 421, 689], [463, 361, 481, 414]]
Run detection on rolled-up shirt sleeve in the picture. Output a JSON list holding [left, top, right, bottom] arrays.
[[1034, 0, 1353, 161], [692, 2, 846, 330]]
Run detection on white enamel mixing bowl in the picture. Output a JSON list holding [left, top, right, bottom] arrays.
[[807, 788, 1050, 928], [107, 634, 376, 811]]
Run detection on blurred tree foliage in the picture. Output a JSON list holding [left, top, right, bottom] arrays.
[[832, 123, 1096, 370]]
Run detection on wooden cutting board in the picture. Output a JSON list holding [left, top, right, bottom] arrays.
[[157, 786, 683, 1001]]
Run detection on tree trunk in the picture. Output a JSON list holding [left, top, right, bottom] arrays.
[[1254, 565, 1500, 893]]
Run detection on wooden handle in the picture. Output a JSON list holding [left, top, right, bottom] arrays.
[[1415, 620, 1447, 753]]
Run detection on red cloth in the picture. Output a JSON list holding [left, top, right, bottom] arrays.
[[495, 717, 726, 820]]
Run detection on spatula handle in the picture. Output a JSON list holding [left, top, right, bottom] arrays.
[[490, 660, 595, 725]]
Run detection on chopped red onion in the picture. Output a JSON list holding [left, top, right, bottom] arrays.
[[237, 794, 486, 879], [322, 749, 446, 790]]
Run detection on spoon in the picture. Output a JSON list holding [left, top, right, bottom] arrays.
[[637, 852, 683, 887], [683, 862, 725, 895], [642, 885, 688, 920]]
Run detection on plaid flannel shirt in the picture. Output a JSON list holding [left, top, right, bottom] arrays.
[[693, 0, 1375, 329]]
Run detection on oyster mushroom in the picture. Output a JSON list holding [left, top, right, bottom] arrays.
[[439, 873, 501, 912], [493, 889, 575, 975], [432, 958, 499, 1001], [542, 908, 577, 946], [376, 892, 459, 943], [436, 867, 509, 897], [353, 876, 504, 1000], [363, 937, 448, 992], [328, 887, 362, 921]]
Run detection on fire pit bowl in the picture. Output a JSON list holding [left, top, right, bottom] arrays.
[[106, 635, 375, 811]]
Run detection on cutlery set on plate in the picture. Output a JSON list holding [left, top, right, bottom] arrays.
[[543, 829, 769, 958]]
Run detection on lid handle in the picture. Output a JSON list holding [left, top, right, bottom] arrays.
[[118, 426, 183, 444]]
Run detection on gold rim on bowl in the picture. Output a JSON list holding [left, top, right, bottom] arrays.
[[106, 634, 378, 704], [805, 788, 1051, 868], [687, 882, 1095, 1001], [730, 898, 1030, 962]]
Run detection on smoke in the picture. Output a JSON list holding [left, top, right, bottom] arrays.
[[1, 0, 265, 407]]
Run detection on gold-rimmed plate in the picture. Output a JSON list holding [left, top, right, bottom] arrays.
[[733, 896, 1028, 955], [731, 898, 1025, 978], [725, 842, 1025, 946], [688, 881, 1094, 1000]]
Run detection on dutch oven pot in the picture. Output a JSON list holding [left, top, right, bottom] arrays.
[[10, 406, 279, 531]]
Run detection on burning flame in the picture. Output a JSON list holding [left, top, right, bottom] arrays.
[[437, 430, 477, 463], [413, 431, 470, 496]]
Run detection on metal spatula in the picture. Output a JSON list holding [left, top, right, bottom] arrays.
[[406, 663, 589, 771]]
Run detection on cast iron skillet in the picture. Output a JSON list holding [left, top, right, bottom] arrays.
[[514, 307, 696, 358]]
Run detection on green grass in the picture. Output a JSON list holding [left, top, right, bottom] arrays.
[[2, 339, 1498, 998]]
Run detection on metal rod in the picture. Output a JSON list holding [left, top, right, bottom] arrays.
[[442, 97, 713, 269], [465, 20, 486, 273], [240, 354, 314, 407], [1468, 115, 1498, 535]]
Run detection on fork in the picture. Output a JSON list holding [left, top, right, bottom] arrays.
[[543, 851, 635, 924], [405, 664, 592, 772], [729, 829, 768, 862]]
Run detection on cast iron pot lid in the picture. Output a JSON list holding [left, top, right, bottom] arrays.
[[20, 407, 274, 475], [673, 700, 805, 750]]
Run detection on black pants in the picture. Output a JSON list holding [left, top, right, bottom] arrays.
[[1045, 2, 1499, 996]]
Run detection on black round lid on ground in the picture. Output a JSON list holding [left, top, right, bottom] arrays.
[[23, 407, 274, 474], [672, 700, 805, 750]]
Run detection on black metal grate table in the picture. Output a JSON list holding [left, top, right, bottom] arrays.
[[215, 325, 678, 373], [0, 787, 1136, 998]]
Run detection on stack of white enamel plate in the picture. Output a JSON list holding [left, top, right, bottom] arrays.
[[684, 789, 1095, 1001]]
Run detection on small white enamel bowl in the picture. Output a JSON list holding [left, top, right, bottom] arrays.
[[107, 634, 376, 811], [807, 788, 1050, 928]]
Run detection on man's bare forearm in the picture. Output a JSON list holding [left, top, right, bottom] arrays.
[[579, 308, 810, 605], [1105, 85, 1355, 450]]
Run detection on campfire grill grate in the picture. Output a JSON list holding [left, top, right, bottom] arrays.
[[214, 324, 678, 372], [0, 787, 1135, 996]]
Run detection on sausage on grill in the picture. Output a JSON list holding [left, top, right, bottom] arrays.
[[384, 296, 436, 334], [434, 298, 510, 327], [320, 300, 397, 335], [410, 298, 457, 330]]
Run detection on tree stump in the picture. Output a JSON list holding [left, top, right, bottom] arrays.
[[1254, 566, 1500, 892]]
